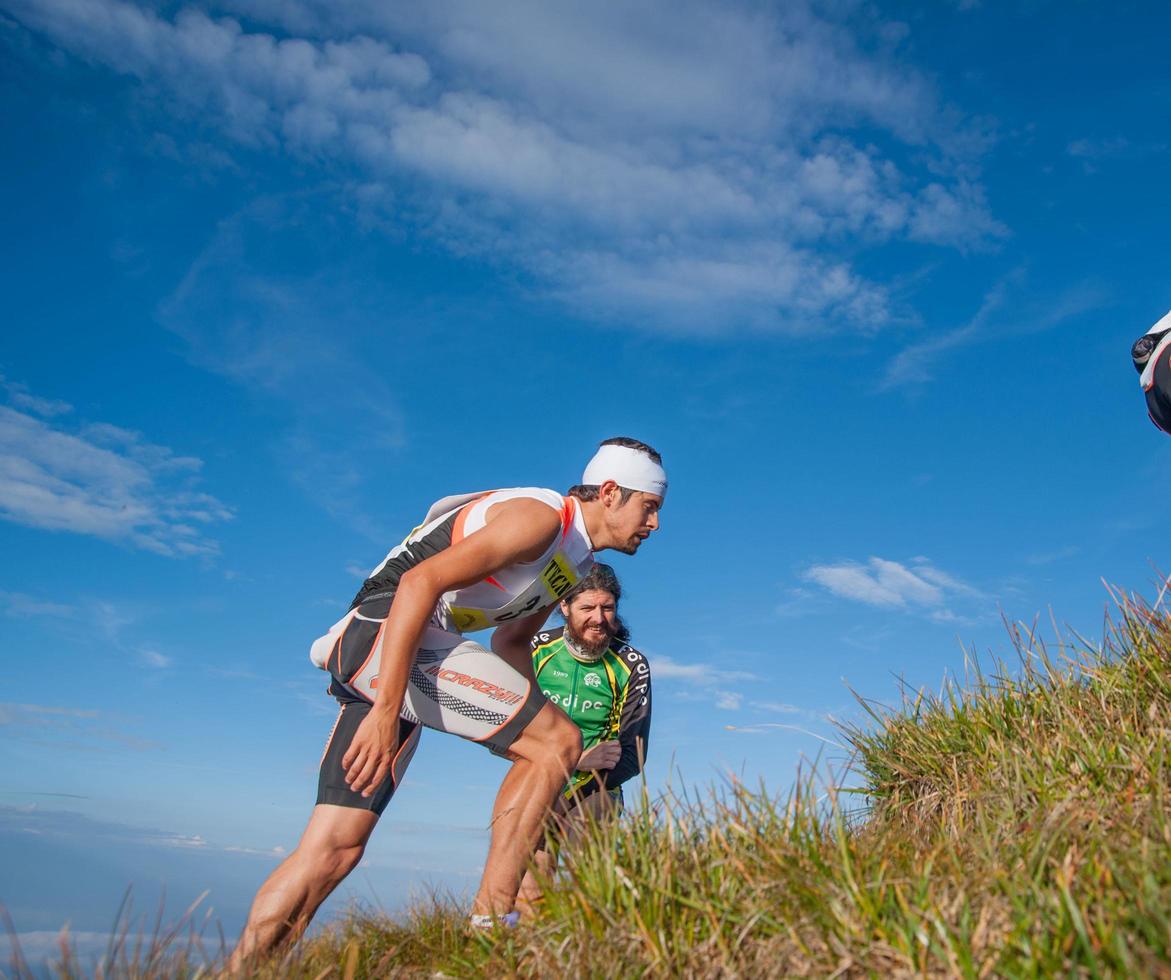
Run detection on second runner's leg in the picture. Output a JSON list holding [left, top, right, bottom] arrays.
[[472, 701, 581, 915]]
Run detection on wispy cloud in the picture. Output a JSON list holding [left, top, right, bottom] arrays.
[[0, 804, 287, 859], [0, 704, 100, 723], [878, 273, 1107, 390], [653, 655, 755, 684], [802, 556, 984, 623], [0, 590, 77, 619], [750, 701, 803, 715], [156, 195, 405, 539], [138, 649, 172, 669], [0, 703, 160, 752], [714, 691, 743, 711], [652, 654, 756, 712], [1067, 136, 1130, 160], [7, 0, 1005, 330], [724, 721, 846, 748], [225, 843, 287, 857], [0, 389, 232, 557], [1065, 135, 1157, 174], [0, 373, 73, 418], [1025, 545, 1080, 566]]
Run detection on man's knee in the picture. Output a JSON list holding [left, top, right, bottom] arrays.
[[546, 708, 582, 772], [295, 804, 378, 885], [508, 704, 581, 773], [298, 837, 365, 887]]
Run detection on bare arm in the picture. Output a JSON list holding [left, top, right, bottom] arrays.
[[492, 606, 556, 677], [343, 499, 560, 796]]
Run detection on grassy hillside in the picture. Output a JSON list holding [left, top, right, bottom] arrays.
[[26, 592, 1171, 977]]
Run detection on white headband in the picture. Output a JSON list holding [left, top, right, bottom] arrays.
[[582, 444, 667, 499]]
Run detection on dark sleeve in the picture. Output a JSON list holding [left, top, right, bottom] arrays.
[[602, 647, 651, 790], [1148, 348, 1171, 434]]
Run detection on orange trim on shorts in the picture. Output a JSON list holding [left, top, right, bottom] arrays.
[[390, 724, 420, 787], [319, 704, 346, 767]]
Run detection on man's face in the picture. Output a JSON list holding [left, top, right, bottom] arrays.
[[561, 589, 619, 655], [604, 488, 662, 555]]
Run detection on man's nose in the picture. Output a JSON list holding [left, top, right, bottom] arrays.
[[647, 510, 660, 531]]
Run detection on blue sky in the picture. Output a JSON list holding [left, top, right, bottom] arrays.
[[2, 0, 1170, 964]]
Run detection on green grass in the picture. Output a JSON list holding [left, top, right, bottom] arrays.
[[15, 590, 1171, 977]]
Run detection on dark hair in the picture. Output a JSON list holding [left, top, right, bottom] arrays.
[[562, 563, 630, 641], [568, 436, 662, 502]]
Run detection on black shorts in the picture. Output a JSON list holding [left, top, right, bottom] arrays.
[[317, 702, 423, 814], [311, 594, 546, 814]]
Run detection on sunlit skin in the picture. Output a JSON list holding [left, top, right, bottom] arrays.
[[594, 485, 662, 555], [561, 588, 620, 656]]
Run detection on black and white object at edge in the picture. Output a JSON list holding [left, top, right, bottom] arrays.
[[1132, 309, 1171, 434]]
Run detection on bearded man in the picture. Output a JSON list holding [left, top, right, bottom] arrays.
[[516, 563, 652, 912]]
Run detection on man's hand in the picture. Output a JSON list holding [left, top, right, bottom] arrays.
[[578, 740, 621, 771], [342, 706, 400, 797]]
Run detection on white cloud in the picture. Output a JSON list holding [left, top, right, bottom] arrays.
[[652, 655, 755, 713], [0, 375, 73, 418], [225, 843, 286, 856], [139, 649, 172, 669], [146, 832, 207, 849], [652, 655, 755, 684], [714, 691, 743, 711], [751, 701, 803, 714], [7, 0, 1005, 330], [802, 556, 981, 617], [0, 397, 232, 557]]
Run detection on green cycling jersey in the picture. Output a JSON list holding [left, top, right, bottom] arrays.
[[530, 626, 652, 802]]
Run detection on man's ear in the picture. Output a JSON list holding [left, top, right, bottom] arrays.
[[559, 599, 571, 618], [598, 479, 621, 506]]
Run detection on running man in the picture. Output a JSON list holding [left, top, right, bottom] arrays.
[[516, 563, 651, 914], [230, 438, 666, 966], [1131, 308, 1171, 433]]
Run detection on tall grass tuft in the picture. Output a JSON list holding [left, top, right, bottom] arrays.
[[21, 591, 1171, 977]]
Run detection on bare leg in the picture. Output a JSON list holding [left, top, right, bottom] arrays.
[[515, 845, 555, 916], [514, 791, 617, 915], [228, 804, 378, 971], [471, 702, 581, 915]]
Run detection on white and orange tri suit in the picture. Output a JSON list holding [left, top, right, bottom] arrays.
[[309, 488, 595, 813]]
